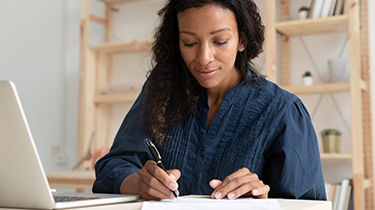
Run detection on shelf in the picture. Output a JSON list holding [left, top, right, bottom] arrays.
[[89, 39, 153, 54], [46, 170, 95, 189], [281, 83, 350, 95], [320, 153, 352, 159], [276, 15, 348, 37], [99, 0, 142, 5], [93, 92, 140, 104]]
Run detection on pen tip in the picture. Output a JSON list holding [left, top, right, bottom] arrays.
[[177, 196, 181, 202]]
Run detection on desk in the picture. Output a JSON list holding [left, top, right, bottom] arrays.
[[0, 196, 331, 210]]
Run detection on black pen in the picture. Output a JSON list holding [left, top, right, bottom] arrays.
[[144, 138, 181, 202]]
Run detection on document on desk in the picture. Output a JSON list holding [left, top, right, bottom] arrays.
[[141, 197, 281, 210]]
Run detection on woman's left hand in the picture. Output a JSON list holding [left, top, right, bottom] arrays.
[[210, 167, 270, 200]]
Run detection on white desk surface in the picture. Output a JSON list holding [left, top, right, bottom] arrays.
[[0, 196, 331, 210]]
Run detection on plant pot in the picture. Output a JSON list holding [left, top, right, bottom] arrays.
[[322, 134, 341, 153], [303, 76, 313, 86], [299, 11, 308, 20]]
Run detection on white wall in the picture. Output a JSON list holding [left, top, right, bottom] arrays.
[[0, 0, 80, 171]]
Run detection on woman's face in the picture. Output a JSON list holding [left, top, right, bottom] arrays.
[[178, 4, 244, 91]]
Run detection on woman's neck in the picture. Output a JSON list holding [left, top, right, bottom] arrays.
[[206, 70, 242, 131], [206, 70, 242, 108]]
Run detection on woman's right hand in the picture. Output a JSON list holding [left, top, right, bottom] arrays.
[[121, 160, 180, 200]]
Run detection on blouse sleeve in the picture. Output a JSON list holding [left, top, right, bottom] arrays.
[[263, 98, 327, 200], [92, 83, 152, 194]]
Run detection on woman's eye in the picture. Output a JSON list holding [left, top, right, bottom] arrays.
[[184, 42, 196, 47], [215, 40, 228, 45]]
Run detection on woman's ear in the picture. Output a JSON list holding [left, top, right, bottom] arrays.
[[238, 32, 245, 52]]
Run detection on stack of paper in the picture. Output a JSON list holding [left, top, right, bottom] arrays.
[[141, 197, 281, 210]]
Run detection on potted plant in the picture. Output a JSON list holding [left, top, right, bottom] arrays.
[[299, 6, 309, 20], [321, 129, 342, 153], [302, 71, 313, 86]]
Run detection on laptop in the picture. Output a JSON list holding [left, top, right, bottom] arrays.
[[0, 80, 140, 209]]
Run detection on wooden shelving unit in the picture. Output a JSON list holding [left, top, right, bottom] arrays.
[[265, 0, 373, 209], [77, 0, 151, 172], [47, 0, 149, 191]]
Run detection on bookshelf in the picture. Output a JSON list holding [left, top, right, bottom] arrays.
[[265, 0, 373, 209], [77, 0, 153, 172], [46, 0, 153, 191]]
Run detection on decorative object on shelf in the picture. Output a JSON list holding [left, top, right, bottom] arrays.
[[321, 129, 342, 153], [298, 6, 309, 20], [302, 71, 313, 86], [328, 58, 350, 83]]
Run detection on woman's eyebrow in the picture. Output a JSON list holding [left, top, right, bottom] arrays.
[[210, 28, 231, 35], [179, 27, 231, 35]]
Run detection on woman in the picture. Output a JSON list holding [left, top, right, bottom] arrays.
[[93, 0, 326, 201]]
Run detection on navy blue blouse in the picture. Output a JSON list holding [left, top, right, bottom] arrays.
[[93, 76, 326, 200]]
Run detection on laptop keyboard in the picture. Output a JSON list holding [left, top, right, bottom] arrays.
[[54, 196, 102, 203]]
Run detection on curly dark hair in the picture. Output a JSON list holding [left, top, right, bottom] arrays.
[[145, 0, 265, 145]]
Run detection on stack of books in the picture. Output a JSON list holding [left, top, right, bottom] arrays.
[[307, 0, 346, 19], [325, 178, 353, 210]]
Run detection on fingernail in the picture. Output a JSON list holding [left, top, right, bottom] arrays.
[[169, 182, 176, 189], [170, 174, 176, 180], [214, 192, 222, 199], [252, 190, 258, 195], [228, 193, 235, 199]]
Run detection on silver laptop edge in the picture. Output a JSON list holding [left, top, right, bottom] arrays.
[[0, 80, 139, 209]]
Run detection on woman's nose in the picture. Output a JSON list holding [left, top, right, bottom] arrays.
[[197, 43, 214, 66]]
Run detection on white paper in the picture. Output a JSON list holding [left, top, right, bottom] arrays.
[[141, 197, 281, 210]]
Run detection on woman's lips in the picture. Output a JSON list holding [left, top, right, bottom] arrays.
[[195, 68, 219, 78]]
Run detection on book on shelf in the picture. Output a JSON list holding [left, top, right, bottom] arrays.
[[332, 184, 341, 210], [344, 185, 352, 210], [307, 0, 345, 19], [347, 186, 354, 210], [325, 183, 337, 202], [325, 178, 352, 210], [311, 0, 325, 19], [328, 0, 337, 17], [321, 0, 334, 18], [307, 0, 315, 19], [334, 0, 345, 16], [336, 178, 350, 210]]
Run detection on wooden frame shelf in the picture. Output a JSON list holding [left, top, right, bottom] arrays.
[[276, 15, 348, 37], [99, 0, 142, 5], [89, 39, 152, 54], [93, 92, 140, 104], [46, 171, 95, 190], [265, 0, 374, 208], [282, 80, 367, 95], [320, 153, 352, 160], [282, 83, 350, 95]]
